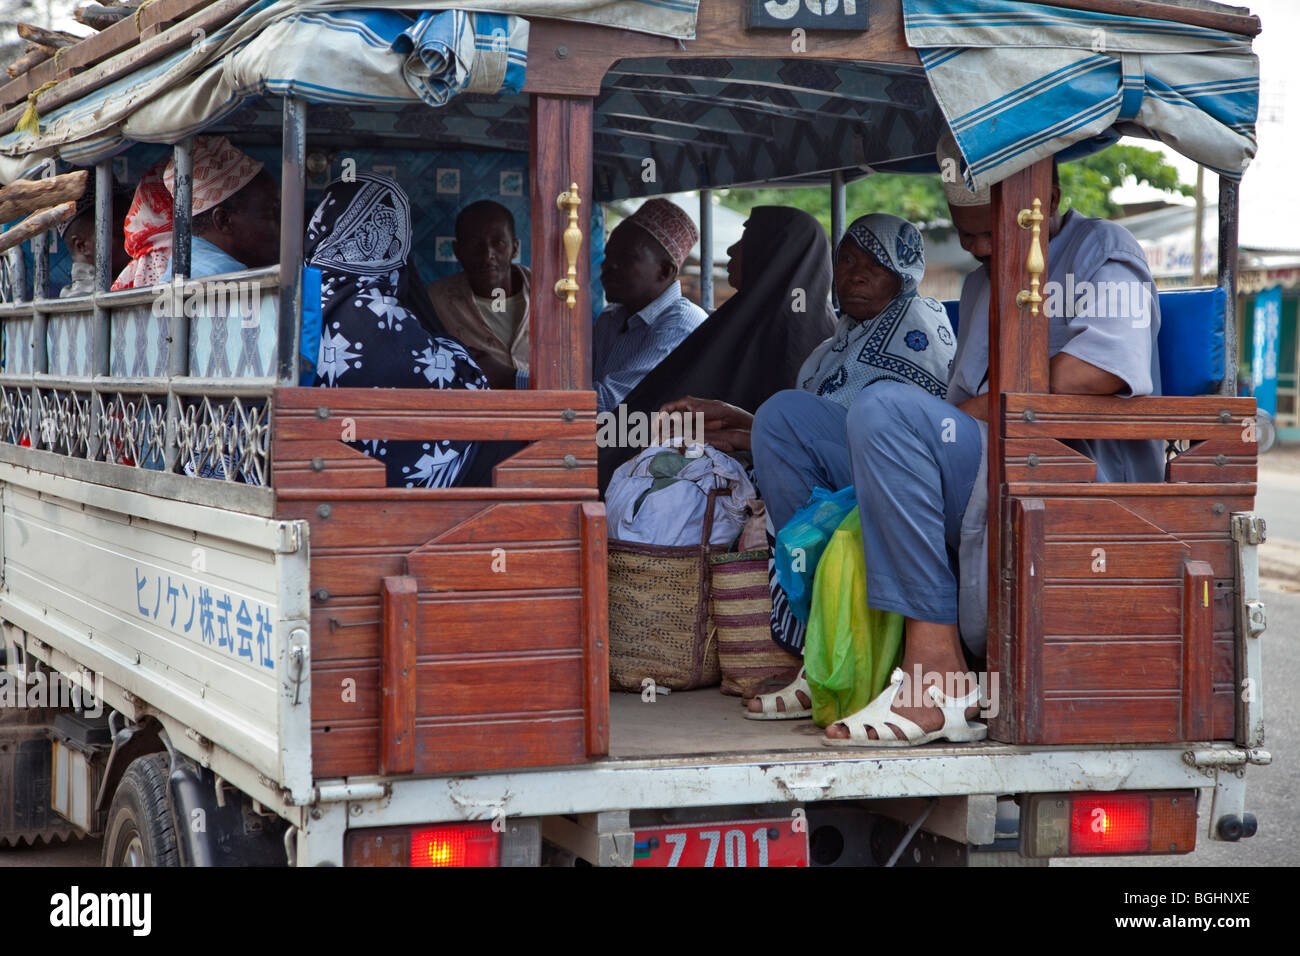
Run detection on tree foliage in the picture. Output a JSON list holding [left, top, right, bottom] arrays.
[[719, 144, 1194, 231]]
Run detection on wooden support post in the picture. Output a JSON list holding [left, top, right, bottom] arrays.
[[580, 501, 609, 757], [528, 93, 593, 390], [380, 575, 419, 775], [1181, 560, 1215, 741], [985, 158, 1052, 730]]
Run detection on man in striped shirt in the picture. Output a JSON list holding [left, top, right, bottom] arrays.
[[515, 198, 705, 412]]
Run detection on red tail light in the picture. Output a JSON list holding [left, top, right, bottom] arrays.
[[1022, 790, 1197, 857], [345, 823, 501, 867], [411, 823, 499, 867], [1070, 794, 1150, 854]]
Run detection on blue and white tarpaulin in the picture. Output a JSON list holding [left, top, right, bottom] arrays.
[[394, 10, 526, 105], [0, 3, 534, 180], [902, 0, 1259, 191]]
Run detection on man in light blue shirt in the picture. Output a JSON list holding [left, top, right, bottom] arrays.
[[515, 198, 705, 412], [161, 136, 281, 280]]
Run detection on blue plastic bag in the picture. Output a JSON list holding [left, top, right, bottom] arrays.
[[773, 485, 857, 623]]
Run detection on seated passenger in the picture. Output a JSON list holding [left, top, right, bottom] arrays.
[[515, 197, 706, 411], [307, 173, 488, 489], [662, 213, 955, 455], [424, 199, 531, 375], [57, 183, 131, 297], [600, 206, 837, 488], [162, 135, 280, 278], [658, 213, 954, 719], [753, 136, 1162, 746], [112, 161, 173, 290]]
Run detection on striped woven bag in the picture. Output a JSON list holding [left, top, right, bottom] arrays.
[[709, 548, 802, 697]]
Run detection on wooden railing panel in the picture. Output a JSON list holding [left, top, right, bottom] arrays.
[[273, 386, 603, 779]]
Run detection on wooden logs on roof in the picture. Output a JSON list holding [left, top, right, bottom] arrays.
[[6, 44, 57, 80], [15, 24, 85, 49], [4, 22, 90, 84], [0, 0, 245, 130], [77, 6, 143, 32], [0, 170, 89, 225], [0, 201, 78, 254], [1, 0, 154, 89]]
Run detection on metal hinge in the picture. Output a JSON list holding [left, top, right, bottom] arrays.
[[1245, 599, 1266, 638], [1231, 514, 1267, 546], [1184, 748, 1272, 768]]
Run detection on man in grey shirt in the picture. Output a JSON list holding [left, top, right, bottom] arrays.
[[750, 135, 1163, 746]]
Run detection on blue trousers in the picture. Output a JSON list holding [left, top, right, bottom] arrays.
[[752, 385, 983, 626]]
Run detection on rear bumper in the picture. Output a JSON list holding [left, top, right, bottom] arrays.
[[292, 742, 1261, 865]]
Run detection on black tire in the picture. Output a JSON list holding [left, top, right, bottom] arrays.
[[102, 754, 180, 867]]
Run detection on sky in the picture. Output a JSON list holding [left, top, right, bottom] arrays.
[[1113, 0, 1296, 251]]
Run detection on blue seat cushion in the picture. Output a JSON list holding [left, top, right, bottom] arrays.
[[1156, 287, 1225, 397], [939, 286, 1225, 396]]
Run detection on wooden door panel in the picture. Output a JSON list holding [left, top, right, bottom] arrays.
[[1042, 585, 1181, 635], [1041, 696, 1182, 744], [406, 547, 581, 592], [1001, 492, 1241, 744], [413, 655, 585, 717], [1041, 641, 1182, 691], [1041, 540, 1189, 580]]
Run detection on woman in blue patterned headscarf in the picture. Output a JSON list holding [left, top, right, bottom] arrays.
[[307, 173, 488, 488], [796, 213, 955, 403], [745, 213, 957, 719]]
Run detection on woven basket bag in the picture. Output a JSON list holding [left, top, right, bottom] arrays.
[[607, 489, 723, 691], [709, 548, 802, 697]]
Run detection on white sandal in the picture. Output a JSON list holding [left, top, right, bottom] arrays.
[[744, 667, 812, 720], [821, 667, 987, 747]]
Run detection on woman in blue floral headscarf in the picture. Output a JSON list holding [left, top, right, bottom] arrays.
[[796, 213, 955, 403], [307, 173, 488, 488], [743, 213, 957, 719]]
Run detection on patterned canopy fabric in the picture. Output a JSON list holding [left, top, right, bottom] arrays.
[[902, 0, 1259, 190], [0, 3, 530, 181], [0, 0, 1258, 201]]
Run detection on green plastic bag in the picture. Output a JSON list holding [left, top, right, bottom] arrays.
[[803, 507, 906, 728]]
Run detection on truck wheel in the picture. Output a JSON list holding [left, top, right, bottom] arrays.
[[102, 754, 179, 867]]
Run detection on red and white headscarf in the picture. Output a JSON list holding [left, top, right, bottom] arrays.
[[164, 135, 263, 216], [111, 138, 263, 290], [111, 161, 173, 290]]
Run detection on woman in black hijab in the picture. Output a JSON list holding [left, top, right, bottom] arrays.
[[598, 206, 837, 489], [307, 173, 488, 488]]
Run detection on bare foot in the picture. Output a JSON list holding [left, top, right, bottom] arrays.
[[823, 666, 979, 741]]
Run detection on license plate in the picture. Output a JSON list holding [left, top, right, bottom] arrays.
[[632, 818, 809, 867]]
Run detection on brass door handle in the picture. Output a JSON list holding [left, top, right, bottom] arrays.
[[1016, 198, 1045, 315], [554, 183, 582, 308]]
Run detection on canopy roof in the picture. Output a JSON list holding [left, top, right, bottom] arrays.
[[0, 0, 1259, 196]]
